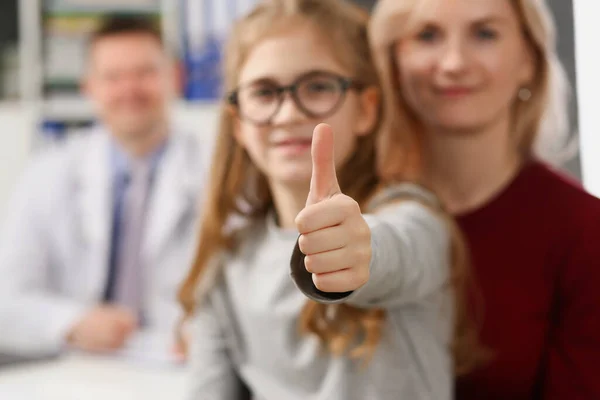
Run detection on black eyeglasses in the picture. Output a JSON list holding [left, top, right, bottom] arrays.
[[227, 70, 363, 126]]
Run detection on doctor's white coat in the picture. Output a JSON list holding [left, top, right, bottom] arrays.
[[0, 127, 211, 354]]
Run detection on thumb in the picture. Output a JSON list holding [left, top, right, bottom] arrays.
[[307, 123, 341, 206]]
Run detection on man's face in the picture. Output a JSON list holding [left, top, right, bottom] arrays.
[[84, 33, 174, 141]]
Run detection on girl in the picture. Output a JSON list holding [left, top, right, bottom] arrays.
[[179, 0, 483, 399], [370, 0, 600, 399]]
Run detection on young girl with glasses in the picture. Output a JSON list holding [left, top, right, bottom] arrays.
[[179, 1, 485, 398]]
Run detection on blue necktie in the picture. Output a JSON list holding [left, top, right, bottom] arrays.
[[108, 161, 151, 320]]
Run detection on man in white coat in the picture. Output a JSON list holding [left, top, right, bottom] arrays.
[[0, 16, 209, 357]]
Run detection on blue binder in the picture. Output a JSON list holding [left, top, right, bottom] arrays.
[[181, 0, 255, 101]]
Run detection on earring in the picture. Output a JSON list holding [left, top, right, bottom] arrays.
[[518, 87, 532, 101]]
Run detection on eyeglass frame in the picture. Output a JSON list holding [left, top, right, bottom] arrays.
[[226, 70, 365, 126]]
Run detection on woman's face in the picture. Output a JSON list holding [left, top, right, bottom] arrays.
[[395, 0, 534, 134]]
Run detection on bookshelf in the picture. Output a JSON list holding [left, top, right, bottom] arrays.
[[14, 0, 259, 146]]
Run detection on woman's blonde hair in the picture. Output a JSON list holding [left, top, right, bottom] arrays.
[[179, 0, 485, 375], [369, 0, 573, 178]]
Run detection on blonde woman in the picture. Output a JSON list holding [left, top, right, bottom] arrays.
[[370, 0, 600, 399]]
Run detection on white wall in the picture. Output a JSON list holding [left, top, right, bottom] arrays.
[[172, 101, 220, 147], [574, 1, 600, 197]]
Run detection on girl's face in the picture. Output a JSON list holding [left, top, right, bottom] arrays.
[[395, 0, 534, 134], [233, 23, 378, 190]]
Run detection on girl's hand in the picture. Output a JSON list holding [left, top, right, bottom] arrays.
[[295, 124, 371, 293]]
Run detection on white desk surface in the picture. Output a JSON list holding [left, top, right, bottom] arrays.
[[0, 353, 187, 400]]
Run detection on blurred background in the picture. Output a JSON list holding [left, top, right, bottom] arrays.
[[0, 0, 597, 398]]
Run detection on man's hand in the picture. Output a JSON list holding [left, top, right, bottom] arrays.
[[66, 305, 137, 352]]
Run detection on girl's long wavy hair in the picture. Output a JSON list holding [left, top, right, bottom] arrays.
[[179, 0, 487, 376]]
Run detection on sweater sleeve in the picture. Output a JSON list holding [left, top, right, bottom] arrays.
[[185, 295, 244, 400], [291, 196, 451, 309], [541, 212, 600, 400]]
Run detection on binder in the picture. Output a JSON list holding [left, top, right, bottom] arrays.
[[181, 0, 258, 101]]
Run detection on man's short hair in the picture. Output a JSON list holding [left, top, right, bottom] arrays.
[[89, 15, 163, 48]]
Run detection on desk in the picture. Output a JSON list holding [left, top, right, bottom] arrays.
[[0, 353, 187, 400]]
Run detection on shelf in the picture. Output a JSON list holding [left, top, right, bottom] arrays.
[[43, 0, 160, 15], [40, 96, 221, 122], [43, 10, 161, 18], [42, 96, 95, 120]]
